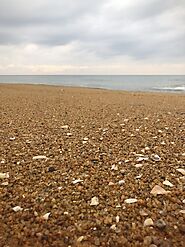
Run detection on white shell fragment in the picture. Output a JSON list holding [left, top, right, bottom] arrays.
[[176, 169, 185, 176], [10, 137, 16, 141], [150, 185, 170, 195], [118, 180, 125, 185], [125, 198, 138, 204], [0, 172, 9, 179], [72, 179, 83, 184], [144, 218, 154, 227], [61, 125, 69, 129], [136, 156, 148, 162], [179, 210, 185, 214], [90, 197, 99, 206], [42, 212, 51, 220], [111, 164, 118, 170], [13, 206, 23, 212], [67, 133, 72, 136], [135, 164, 143, 168], [110, 224, 117, 230], [77, 236, 84, 243], [116, 215, 120, 223], [1, 181, 9, 186], [163, 180, 174, 187], [151, 154, 161, 161], [136, 174, 142, 179], [32, 155, 47, 160]]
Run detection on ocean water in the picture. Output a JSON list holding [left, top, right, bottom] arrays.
[[0, 75, 185, 93]]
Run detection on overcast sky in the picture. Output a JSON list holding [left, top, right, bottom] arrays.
[[0, 0, 184, 75]]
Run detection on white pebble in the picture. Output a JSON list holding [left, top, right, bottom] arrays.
[[13, 206, 23, 212], [72, 179, 83, 184], [0, 172, 9, 179], [144, 218, 154, 227], [125, 198, 138, 204], [90, 197, 99, 206]]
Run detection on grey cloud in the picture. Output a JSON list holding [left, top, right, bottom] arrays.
[[0, 0, 184, 61]]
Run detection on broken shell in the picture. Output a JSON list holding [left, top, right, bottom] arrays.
[[176, 168, 185, 176], [12, 206, 23, 212], [111, 164, 118, 170], [67, 133, 72, 136], [163, 180, 174, 187], [1, 181, 9, 186], [61, 125, 69, 129], [151, 154, 161, 161], [136, 157, 148, 162], [125, 198, 138, 204], [90, 197, 99, 206], [150, 185, 170, 195], [108, 182, 115, 186], [136, 174, 142, 179], [179, 210, 185, 214], [0, 172, 9, 179], [42, 212, 51, 220], [110, 224, 117, 230], [77, 236, 84, 243], [32, 155, 47, 160], [116, 216, 120, 223], [72, 179, 83, 184], [144, 218, 154, 227], [135, 164, 143, 168], [118, 180, 125, 185]]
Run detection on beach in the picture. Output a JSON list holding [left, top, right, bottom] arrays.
[[0, 84, 185, 246]]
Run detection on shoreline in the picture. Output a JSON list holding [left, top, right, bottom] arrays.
[[1, 82, 185, 95], [0, 84, 185, 246]]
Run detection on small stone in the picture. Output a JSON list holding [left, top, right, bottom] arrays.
[[139, 209, 148, 216], [12, 206, 23, 212], [10, 137, 16, 140], [150, 185, 170, 195], [144, 218, 154, 227], [1, 181, 9, 186], [111, 164, 118, 170], [0, 172, 9, 179], [136, 157, 148, 162], [125, 198, 138, 204], [116, 216, 120, 223], [83, 137, 88, 141], [163, 180, 174, 187], [90, 197, 99, 206], [48, 167, 56, 172], [176, 168, 185, 176], [67, 133, 72, 136], [155, 219, 166, 230], [108, 182, 115, 186], [136, 174, 142, 179], [143, 236, 152, 245], [42, 212, 51, 220]]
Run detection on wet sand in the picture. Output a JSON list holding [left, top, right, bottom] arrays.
[[0, 84, 185, 247]]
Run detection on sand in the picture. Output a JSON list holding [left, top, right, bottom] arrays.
[[0, 84, 185, 247]]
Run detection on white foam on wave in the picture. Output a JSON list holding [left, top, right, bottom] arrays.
[[154, 85, 185, 92]]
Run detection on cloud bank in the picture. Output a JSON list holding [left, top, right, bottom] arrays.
[[0, 0, 184, 74]]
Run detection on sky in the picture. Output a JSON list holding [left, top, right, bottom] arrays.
[[0, 0, 185, 75]]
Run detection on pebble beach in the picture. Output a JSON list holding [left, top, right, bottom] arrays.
[[0, 84, 185, 247]]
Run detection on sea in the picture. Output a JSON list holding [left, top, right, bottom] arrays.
[[0, 75, 185, 93]]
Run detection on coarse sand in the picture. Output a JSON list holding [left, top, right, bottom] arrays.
[[0, 84, 185, 247]]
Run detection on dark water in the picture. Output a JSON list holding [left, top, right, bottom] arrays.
[[0, 75, 185, 92]]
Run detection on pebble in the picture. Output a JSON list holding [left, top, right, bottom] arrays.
[[61, 125, 69, 129], [66, 133, 72, 136], [90, 197, 99, 206], [155, 219, 166, 230], [0, 172, 9, 179], [136, 156, 148, 162], [1, 181, 9, 186], [116, 215, 120, 223], [111, 164, 118, 170], [125, 198, 138, 204], [118, 180, 125, 185], [150, 185, 170, 195], [48, 166, 56, 172], [179, 210, 185, 214], [163, 180, 174, 187], [136, 174, 142, 179], [12, 206, 23, 212], [135, 164, 143, 168], [144, 218, 154, 227]]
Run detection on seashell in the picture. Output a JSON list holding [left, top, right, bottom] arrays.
[[77, 236, 84, 242], [61, 125, 69, 129], [0, 172, 9, 179], [13, 206, 23, 212], [144, 218, 154, 227], [118, 180, 125, 185], [72, 179, 83, 184], [67, 133, 72, 136], [33, 155, 47, 160], [125, 198, 138, 204], [136, 157, 148, 162], [176, 168, 185, 176], [136, 174, 142, 179], [163, 180, 173, 187], [151, 154, 161, 161], [135, 164, 143, 168], [42, 212, 51, 220], [90, 197, 99, 206], [150, 185, 170, 195], [111, 164, 118, 170], [116, 215, 120, 223]]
